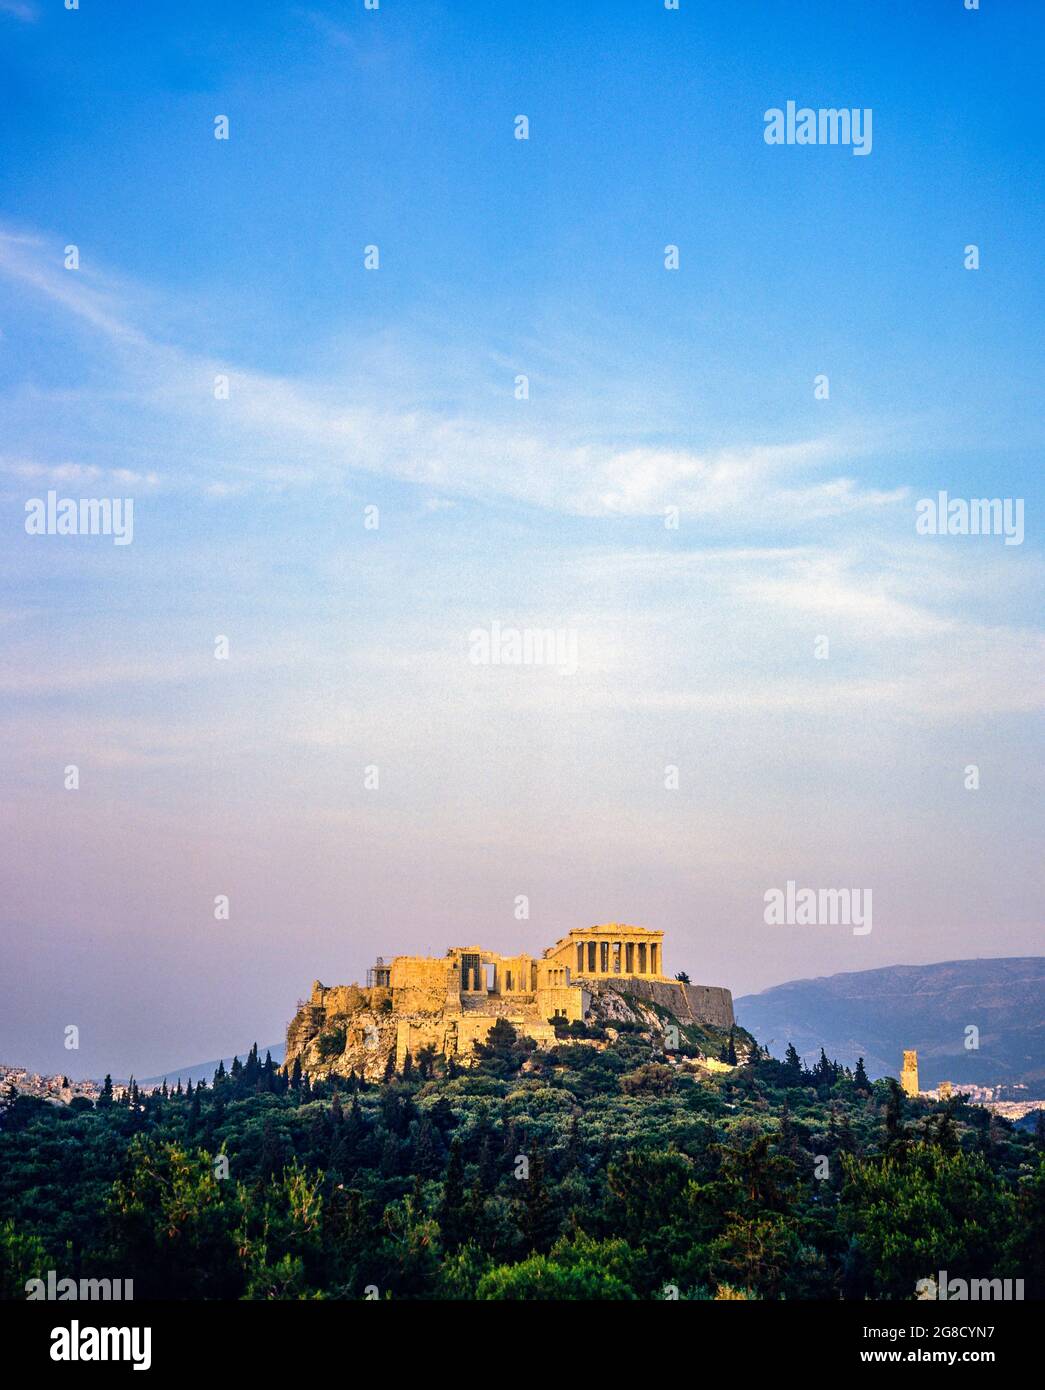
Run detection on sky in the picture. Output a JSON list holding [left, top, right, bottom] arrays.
[[0, 0, 1042, 1079]]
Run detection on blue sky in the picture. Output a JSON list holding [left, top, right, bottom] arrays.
[[0, 0, 1042, 1077]]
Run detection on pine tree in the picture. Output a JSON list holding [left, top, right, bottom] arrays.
[[563, 1115, 581, 1173], [854, 1056, 871, 1092], [778, 1095, 799, 1158], [414, 1116, 442, 1177], [436, 1138, 467, 1251], [379, 1131, 399, 1177], [478, 1133, 498, 1193], [883, 1078, 906, 1156], [99, 1074, 114, 1107], [813, 1048, 835, 1086], [935, 1100, 960, 1155], [518, 1144, 556, 1253], [783, 1043, 804, 1084]]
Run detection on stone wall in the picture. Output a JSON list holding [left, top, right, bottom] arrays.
[[591, 977, 735, 1029]]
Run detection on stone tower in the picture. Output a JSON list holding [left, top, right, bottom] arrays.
[[901, 1049, 919, 1098]]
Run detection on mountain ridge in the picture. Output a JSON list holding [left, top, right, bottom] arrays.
[[735, 956, 1044, 1088]]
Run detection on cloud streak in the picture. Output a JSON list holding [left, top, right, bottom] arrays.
[[0, 228, 906, 524]]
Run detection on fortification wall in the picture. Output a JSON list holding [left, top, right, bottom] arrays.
[[393, 1012, 559, 1068], [390, 956, 451, 1012], [592, 977, 735, 1029], [535, 983, 586, 1023]]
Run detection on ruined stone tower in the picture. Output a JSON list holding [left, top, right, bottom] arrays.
[[901, 1048, 919, 1097]]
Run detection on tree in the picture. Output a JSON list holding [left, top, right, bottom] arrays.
[[473, 1018, 533, 1075], [883, 1079, 908, 1157], [0, 1220, 48, 1300], [108, 1139, 244, 1299], [675, 971, 691, 985], [517, 1144, 558, 1254], [812, 1048, 836, 1087], [436, 1138, 468, 1252], [477, 1133, 498, 1194], [783, 1043, 804, 1084], [413, 1116, 443, 1178], [476, 1252, 636, 1300], [853, 1057, 871, 1092], [841, 1143, 1014, 1300]]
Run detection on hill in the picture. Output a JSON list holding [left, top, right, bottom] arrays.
[[2, 1013, 1042, 1301], [138, 1044, 285, 1090], [735, 957, 1045, 1089]]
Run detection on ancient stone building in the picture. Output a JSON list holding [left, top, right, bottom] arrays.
[[285, 922, 735, 1079], [901, 1048, 920, 1097]]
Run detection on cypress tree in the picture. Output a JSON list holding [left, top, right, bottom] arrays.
[[436, 1138, 467, 1251]]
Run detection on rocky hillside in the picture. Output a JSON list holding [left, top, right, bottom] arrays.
[[284, 978, 748, 1083], [735, 957, 1045, 1088]]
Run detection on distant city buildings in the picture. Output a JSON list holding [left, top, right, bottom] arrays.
[[0, 1064, 104, 1106], [898, 1052, 1040, 1118]]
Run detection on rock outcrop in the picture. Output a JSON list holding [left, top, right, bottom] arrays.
[[284, 973, 738, 1082]]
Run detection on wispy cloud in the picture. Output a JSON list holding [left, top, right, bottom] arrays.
[[0, 0, 38, 23], [0, 228, 905, 524]]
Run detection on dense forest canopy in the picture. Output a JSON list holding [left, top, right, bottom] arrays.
[[2, 1021, 1042, 1301]]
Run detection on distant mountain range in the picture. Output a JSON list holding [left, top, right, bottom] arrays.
[[735, 957, 1045, 1088], [138, 1044, 285, 1089]]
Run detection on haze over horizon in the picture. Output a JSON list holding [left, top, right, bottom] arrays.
[[1, 1, 1042, 1077]]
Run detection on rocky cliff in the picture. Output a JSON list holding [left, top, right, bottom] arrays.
[[285, 975, 740, 1082]]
